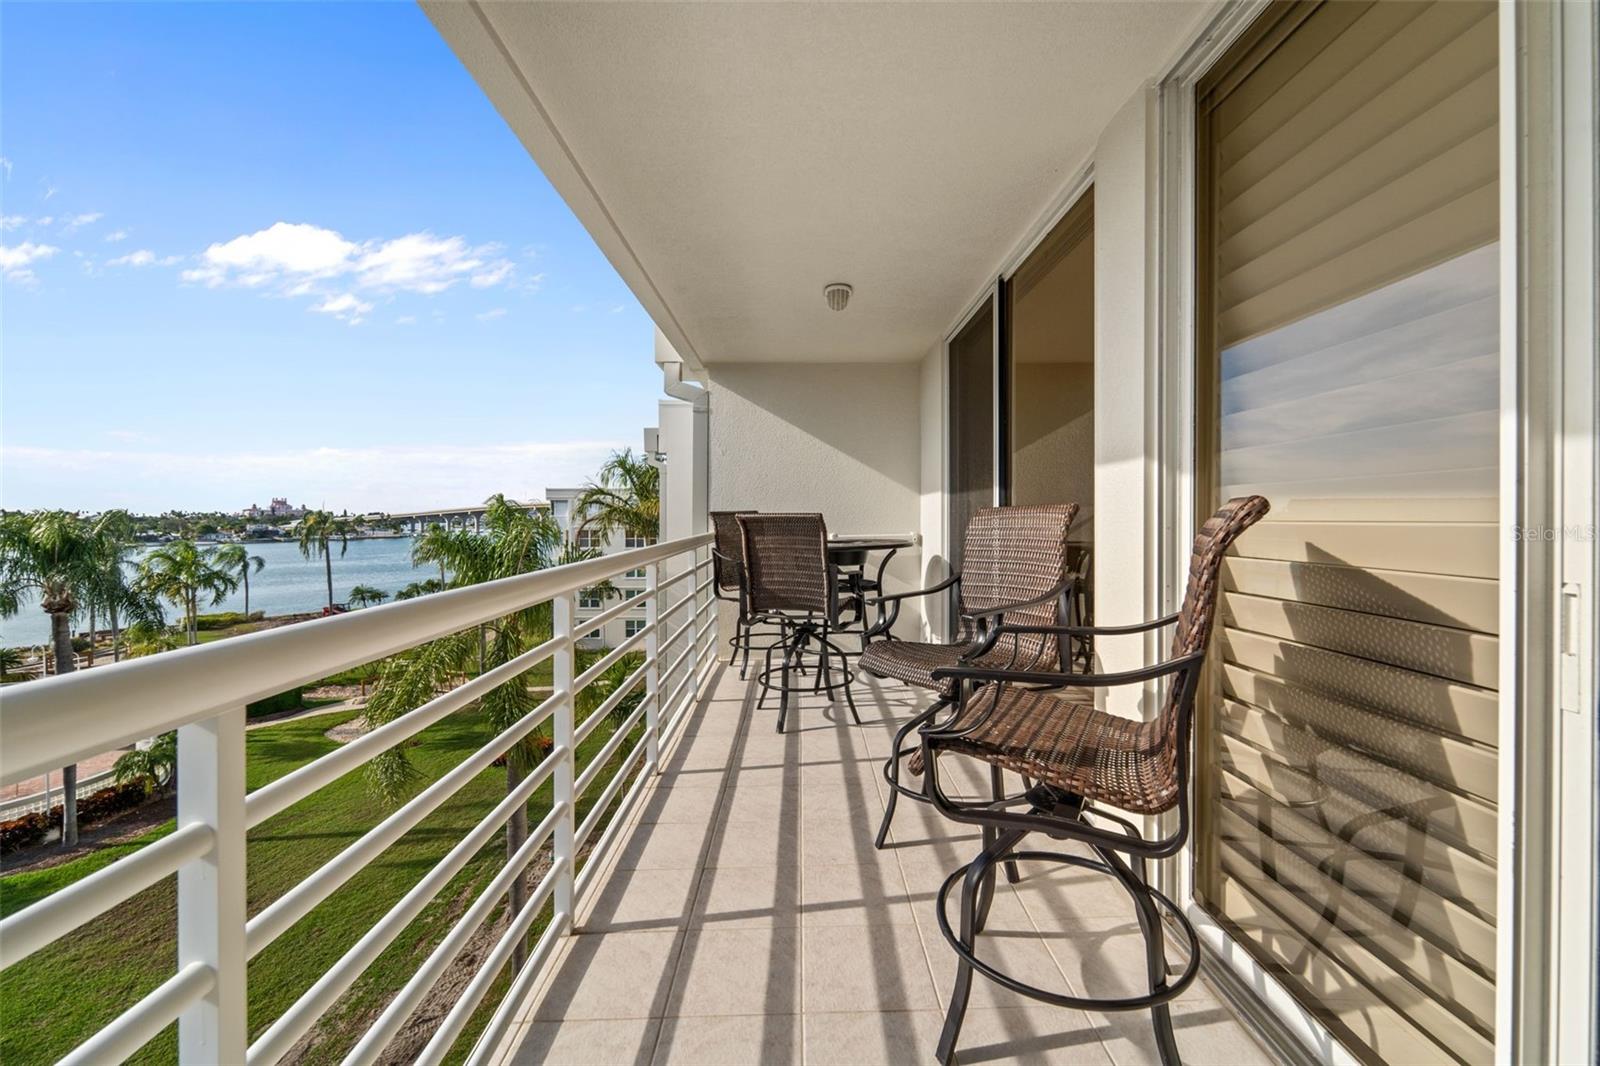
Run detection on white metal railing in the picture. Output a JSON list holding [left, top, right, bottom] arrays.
[[0, 533, 720, 1066]]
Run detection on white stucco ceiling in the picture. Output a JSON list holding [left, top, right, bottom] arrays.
[[425, 1, 1203, 369]]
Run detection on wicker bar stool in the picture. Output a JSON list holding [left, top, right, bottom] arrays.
[[858, 504, 1078, 849], [736, 513, 861, 732], [710, 509, 762, 679], [915, 496, 1270, 1066]]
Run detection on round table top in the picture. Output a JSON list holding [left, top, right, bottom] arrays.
[[827, 535, 916, 554]]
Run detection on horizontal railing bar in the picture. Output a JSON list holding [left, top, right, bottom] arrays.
[[246, 635, 560, 828], [573, 699, 648, 799], [655, 565, 697, 593], [417, 864, 570, 1066], [341, 800, 568, 1066], [575, 737, 649, 855], [463, 909, 570, 1066], [571, 591, 641, 640], [572, 624, 650, 692], [58, 961, 214, 1066], [661, 646, 717, 744], [0, 822, 215, 970], [247, 748, 567, 1066], [658, 658, 699, 728], [660, 609, 698, 663], [573, 657, 651, 748], [0, 533, 712, 787], [245, 691, 561, 959]]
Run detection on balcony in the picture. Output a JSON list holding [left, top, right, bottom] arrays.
[[0, 533, 1269, 1065], [487, 664, 1271, 1066]]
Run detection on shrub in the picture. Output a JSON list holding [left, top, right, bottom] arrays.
[[246, 687, 305, 718], [0, 813, 48, 854], [194, 611, 265, 631], [0, 782, 152, 855]]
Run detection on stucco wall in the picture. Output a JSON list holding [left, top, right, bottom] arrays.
[[706, 360, 924, 638], [1092, 85, 1161, 720]]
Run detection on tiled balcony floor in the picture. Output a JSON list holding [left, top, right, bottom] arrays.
[[493, 663, 1274, 1066]]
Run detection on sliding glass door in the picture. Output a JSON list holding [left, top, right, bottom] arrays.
[[948, 292, 997, 598], [1194, 2, 1500, 1063]]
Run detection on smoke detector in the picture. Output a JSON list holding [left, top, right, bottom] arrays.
[[823, 282, 852, 312]]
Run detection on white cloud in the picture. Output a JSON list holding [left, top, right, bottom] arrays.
[[469, 261, 514, 288], [310, 292, 374, 324], [395, 315, 417, 325], [186, 221, 357, 286], [609, 304, 626, 314], [34, 215, 52, 227], [108, 249, 156, 267], [105, 229, 129, 243], [476, 307, 507, 321], [1, 215, 26, 230], [62, 212, 103, 232], [1, 440, 624, 514], [0, 240, 59, 282], [187, 222, 515, 296], [0, 157, 12, 179], [41, 184, 57, 201]]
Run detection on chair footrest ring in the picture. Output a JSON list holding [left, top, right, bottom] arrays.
[[935, 848, 1200, 1012]]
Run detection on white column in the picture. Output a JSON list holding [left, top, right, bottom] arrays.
[[551, 592, 576, 928], [176, 707, 247, 1065]]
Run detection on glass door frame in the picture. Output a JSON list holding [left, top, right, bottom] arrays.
[[942, 283, 1007, 641], [1149, 2, 1594, 1064]]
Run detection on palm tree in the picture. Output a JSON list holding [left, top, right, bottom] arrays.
[[298, 510, 353, 610], [411, 524, 454, 583], [0, 510, 103, 846], [211, 544, 266, 617], [136, 540, 239, 645], [574, 449, 660, 541], [81, 510, 161, 663], [395, 578, 444, 601], [365, 493, 599, 968], [113, 731, 177, 795], [347, 584, 389, 609]]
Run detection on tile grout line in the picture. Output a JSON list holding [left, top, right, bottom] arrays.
[[642, 663, 732, 1066]]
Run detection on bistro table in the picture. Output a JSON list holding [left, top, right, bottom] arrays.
[[827, 535, 916, 638]]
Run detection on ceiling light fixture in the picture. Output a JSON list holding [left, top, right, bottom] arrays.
[[824, 282, 852, 312]]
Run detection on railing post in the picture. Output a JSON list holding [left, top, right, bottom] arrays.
[[643, 561, 661, 773], [177, 707, 247, 1065], [551, 591, 576, 929]]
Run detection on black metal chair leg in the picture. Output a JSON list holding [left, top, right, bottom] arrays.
[[990, 765, 1021, 885], [777, 629, 794, 733], [934, 848, 991, 1066], [873, 698, 949, 849], [822, 635, 861, 723], [1097, 846, 1182, 1066], [973, 825, 1000, 935], [738, 618, 752, 680]]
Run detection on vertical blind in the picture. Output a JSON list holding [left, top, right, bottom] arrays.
[[1195, 3, 1499, 1064]]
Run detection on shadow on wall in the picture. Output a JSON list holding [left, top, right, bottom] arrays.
[[1213, 540, 1497, 1051]]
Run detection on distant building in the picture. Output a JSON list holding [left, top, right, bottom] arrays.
[[545, 483, 654, 650], [242, 497, 308, 519]]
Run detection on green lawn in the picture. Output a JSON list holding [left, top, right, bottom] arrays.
[[0, 694, 645, 1065]]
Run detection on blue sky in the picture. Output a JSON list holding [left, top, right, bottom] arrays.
[[0, 1, 661, 514]]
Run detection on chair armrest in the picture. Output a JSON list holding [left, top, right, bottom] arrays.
[[984, 612, 1181, 639], [864, 572, 959, 607], [963, 577, 1076, 621], [931, 649, 1204, 689]]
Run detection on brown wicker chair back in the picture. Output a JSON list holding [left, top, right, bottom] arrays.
[[1151, 494, 1271, 753], [710, 510, 756, 593], [737, 513, 833, 616], [958, 504, 1079, 667]]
